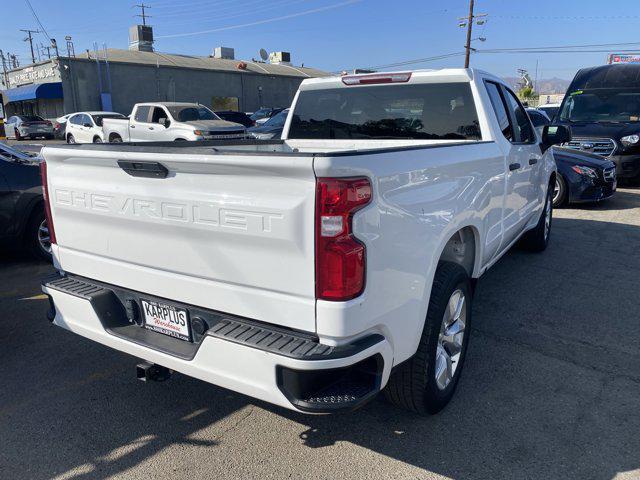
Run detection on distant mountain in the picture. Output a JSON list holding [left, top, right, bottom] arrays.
[[503, 77, 571, 94]]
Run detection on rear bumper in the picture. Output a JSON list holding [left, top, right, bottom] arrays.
[[42, 273, 392, 413]]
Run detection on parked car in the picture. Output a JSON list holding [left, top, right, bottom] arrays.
[[250, 107, 285, 125], [103, 102, 246, 143], [215, 110, 255, 128], [526, 107, 617, 207], [247, 108, 289, 139], [53, 114, 73, 139], [555, 64, 640, 183], [551, 147, 617, 207], [537, 103, 561, 121], [41, 69, 565, 415], [65, 111, 126, 144], [526, 107, 551, 136], [5, 115, 54, 140], [0, 143, 50, 260]]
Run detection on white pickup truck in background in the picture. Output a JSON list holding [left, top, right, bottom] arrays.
[[102, 102, 247, 143], [40, 69, 570, 414]]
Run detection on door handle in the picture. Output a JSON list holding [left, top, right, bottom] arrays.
[[529, 158, 538, 165], [509, 162, 521, 171], [130, 125, 135, 128], [117, 160, 168, 179], [149, 127, 154, 130]]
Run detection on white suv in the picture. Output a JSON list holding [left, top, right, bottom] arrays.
[[65, 111, 126, 144]]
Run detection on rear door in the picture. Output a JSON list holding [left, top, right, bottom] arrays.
[[130, 106, 151, 141]]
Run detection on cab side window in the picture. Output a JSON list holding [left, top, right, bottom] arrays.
[[134, 106, 151, 123], [485, 81, 513, 142], [503, 88, 536, 143], [150, 107, 168, 124]]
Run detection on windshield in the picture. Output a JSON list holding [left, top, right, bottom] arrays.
[[91, 114, 125, 127], [288, 83, 481, 140], [264, 110, 289, 127], [167, 105, 219, 122], [559, 89, 640, 123]]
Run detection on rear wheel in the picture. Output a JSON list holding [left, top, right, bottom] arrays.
[[384, 262, 472, 414], [552, 174, 567, 207], [110, 135, 122, 143], [67, 134, 75, 144], [93, 136, 102, 143]]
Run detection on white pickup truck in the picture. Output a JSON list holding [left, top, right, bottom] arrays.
[[102, 102, 246, 143], [41, 69, 570, 414]]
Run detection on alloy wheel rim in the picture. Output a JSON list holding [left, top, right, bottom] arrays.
[[435, 289, 467, 391], [553, 178, 561, 203], [38, 219, 52, 254]]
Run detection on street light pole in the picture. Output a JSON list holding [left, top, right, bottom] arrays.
[[464, 0, 475, 68]]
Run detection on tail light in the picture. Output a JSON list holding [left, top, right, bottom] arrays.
[[315, 177, 371, 301], [341, 72, 412, 85], [39, 160, 57, 245]]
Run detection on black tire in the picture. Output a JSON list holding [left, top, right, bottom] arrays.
[[67, 134, 75, 144], [15, 129, 22, 141], [25, 209, 52, 262], [384, 262, 472, 414], [521, 183, 553, 252], [552, 174, 567, 208], [93, 136, 103, 143], [110, 135, 122, 143]]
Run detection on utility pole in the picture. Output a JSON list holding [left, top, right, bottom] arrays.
[[458, 1, 487, 68], [135, 3, 152, 26], [0, 50, 8, 88], [51, 38, 59, 58], [464, 0, 474, 68], [20, 29, 40, 64]]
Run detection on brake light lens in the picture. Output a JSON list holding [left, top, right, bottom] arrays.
[[341, 72, 412, 86], [39, 160, 57, 246], [316, 177, 371, 301]]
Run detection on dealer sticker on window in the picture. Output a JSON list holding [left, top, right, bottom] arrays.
[[141, 299, 191, 341]]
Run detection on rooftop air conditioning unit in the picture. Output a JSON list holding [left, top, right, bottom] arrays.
[[212, 47, 235, 60], [268, 51, 291, 65]]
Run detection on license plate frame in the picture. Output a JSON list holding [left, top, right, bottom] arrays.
[[141, 299, 191, 342]]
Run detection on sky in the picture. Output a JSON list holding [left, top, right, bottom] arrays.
[[2, 0, 640, 81]]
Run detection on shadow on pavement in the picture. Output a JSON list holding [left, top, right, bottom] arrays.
[[1, 204, 639, 479]]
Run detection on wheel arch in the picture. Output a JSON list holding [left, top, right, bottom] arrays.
[[436, 224, 482, 280], [108, 132, 122, 143]]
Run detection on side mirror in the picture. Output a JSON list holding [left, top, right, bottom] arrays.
[[161, 118, 170, 129], [541, 125, 571, 152]]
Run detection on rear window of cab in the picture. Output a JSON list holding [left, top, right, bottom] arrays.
[[288, 83, 481, 141]]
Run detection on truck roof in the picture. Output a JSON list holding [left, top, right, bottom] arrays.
[[134, 102, 203, 107], [569, 64, 640, 91], [297, 68, 506, 90]]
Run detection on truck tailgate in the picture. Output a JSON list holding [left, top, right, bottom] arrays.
[[42, 146, 317, 332]]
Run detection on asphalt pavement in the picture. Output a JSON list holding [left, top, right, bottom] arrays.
[[1, 188, 640, 480]]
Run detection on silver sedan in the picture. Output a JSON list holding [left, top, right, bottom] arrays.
[[5, 114, 54, 140]]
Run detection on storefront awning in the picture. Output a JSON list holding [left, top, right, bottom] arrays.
[[3, 82, 63, 102]]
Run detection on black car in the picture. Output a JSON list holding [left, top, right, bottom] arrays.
[[555, 64, 640, 183], [249, 107, 285, 125], [0, 143, 51, 260], [247, 109, 289, 140], [551, 147, 617, 207], [215, 111, 255, 128]]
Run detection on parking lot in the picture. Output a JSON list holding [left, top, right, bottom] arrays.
[[1, 187, 638, 480]]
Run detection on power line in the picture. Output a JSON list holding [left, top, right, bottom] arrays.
[[24, 0, 51, 40]]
